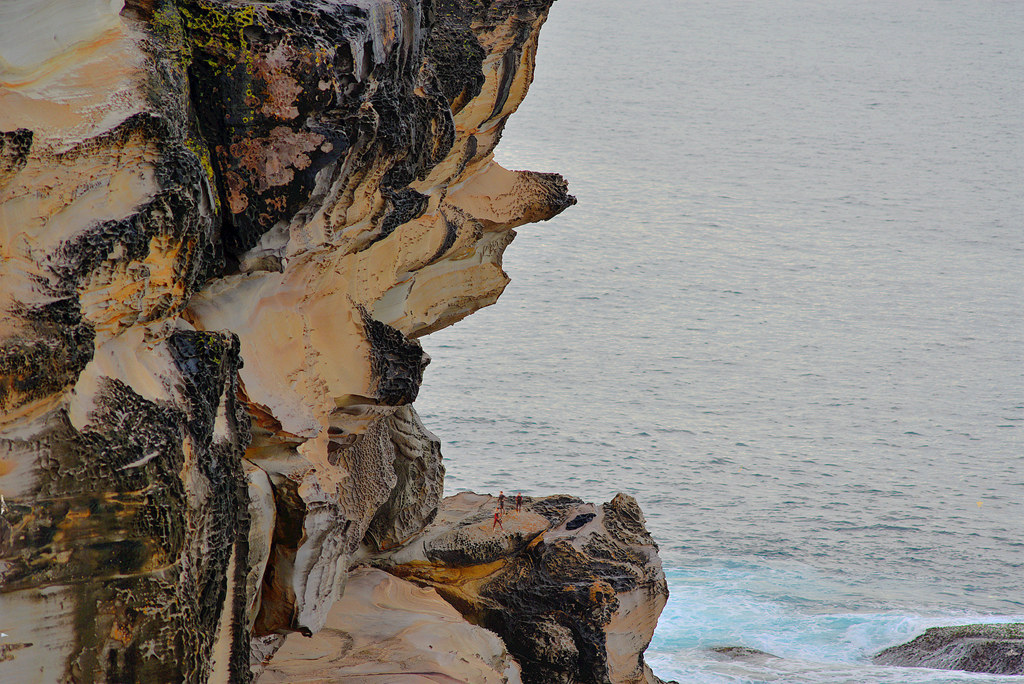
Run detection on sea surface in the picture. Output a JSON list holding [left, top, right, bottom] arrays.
[[415, 0, 1024, 681]]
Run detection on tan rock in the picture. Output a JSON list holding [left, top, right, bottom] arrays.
[[0, 0, 587, 680], [376, 492, 669, 684], [260, 566, 522, 683]]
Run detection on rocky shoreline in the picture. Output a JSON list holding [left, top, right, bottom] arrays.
[[874, 623, 1024, 676], [261, 492, 669, 683], [373, 492, 669, 683], [0, 0, 669, 681]]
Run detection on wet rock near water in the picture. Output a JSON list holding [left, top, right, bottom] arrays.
[[707, 646, 781, 663], [874, 623, 1024, 676]]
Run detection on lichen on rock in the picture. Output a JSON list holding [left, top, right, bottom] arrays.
[[0, 0, 672, 682]]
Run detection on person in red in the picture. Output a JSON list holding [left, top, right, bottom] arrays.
[[515, 492, 522, 513], [493, 506, 503, 530]]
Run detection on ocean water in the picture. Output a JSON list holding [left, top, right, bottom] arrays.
[[415, 0, 1024, 681]]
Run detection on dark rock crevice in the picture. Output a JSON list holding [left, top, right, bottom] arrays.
[[361, 307, 430, 405], [178, 0, 464, 264], [0, 128, 33, 188]]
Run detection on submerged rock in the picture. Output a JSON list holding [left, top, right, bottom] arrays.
[[707, 646, 781, 663], [874, 623, 1024, 675]]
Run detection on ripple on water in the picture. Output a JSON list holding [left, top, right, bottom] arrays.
[[417, 0, 1023, 625]]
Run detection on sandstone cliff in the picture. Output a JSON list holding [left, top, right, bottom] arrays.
[[0, 1, 666, 681]]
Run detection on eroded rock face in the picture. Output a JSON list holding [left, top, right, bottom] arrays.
[[0, 0, 671, 682], [0, 332, 252, 682], [874, 623, 1024, 676], [364, 405, 446, 552], [260, 566, 523, 682], [1, 0, 574, 679], [375, 492, 670, 684]]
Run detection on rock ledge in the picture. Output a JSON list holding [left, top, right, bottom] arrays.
[[874, 623, 1024, 676]]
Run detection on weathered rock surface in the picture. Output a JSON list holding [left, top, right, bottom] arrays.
[[260, 566, 522, 682], [0, 0, 669, 682], [874, 623, 1024, 676], [0, 331, 253, 682], [375, 492, 669, 684]]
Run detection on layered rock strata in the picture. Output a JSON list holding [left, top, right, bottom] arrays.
[[373, 492, 670, 684], [0, 0, 667, 682], [260, 566, 523, 682]]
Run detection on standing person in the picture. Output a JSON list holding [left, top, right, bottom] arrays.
[[516, 492, 522, 513], [493, 506, 503, 530], [498, 491, 505, 513]]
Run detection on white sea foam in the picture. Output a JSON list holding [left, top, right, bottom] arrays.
[[648, 564, 1024, 682]]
